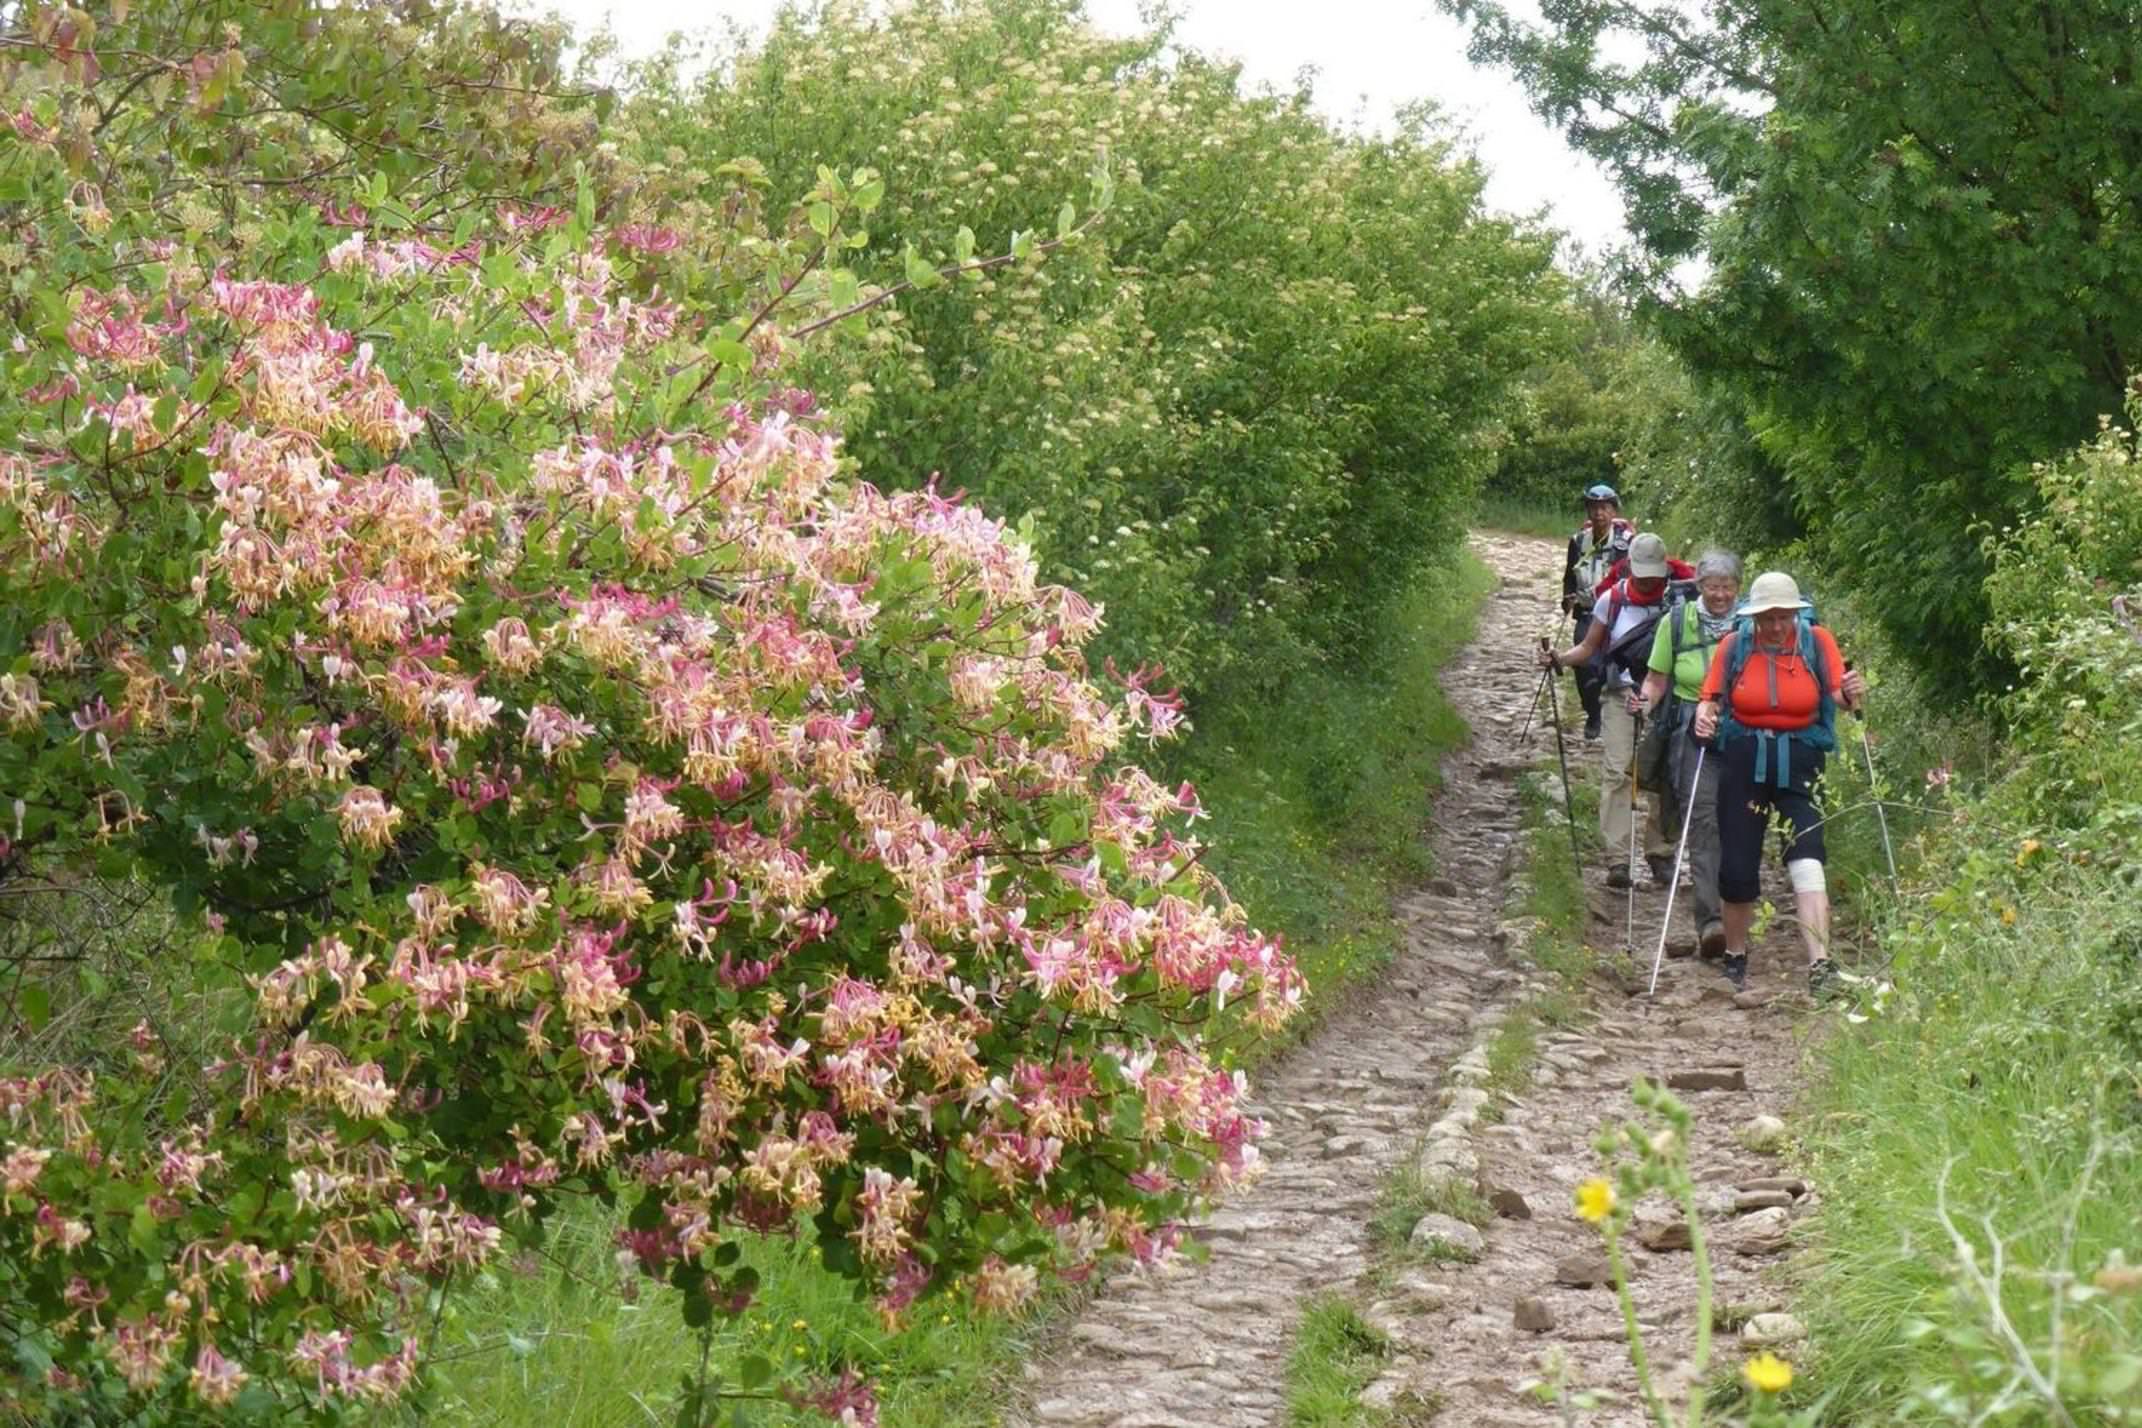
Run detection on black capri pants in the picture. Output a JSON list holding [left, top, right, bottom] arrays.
[[1715, 731, 1826, 904]]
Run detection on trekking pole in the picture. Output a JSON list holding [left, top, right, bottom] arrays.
[[1514, 610, 1568, 748], [1516, 666, 1551, 748], [1649, 742, 1707, 997], [1858, 721, 1900, 898], [1542, 639, 1582, 878], [1625, 706, 1642, 959], [1843, 664, 1900, 899]]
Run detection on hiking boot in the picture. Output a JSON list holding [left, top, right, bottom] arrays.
[[1698, 923, 1729, 960], [1647, 854, 1676, 886], [1719, 954, 1748, 991], [1605, 864, 1632, 891], [1584, 712, 1603, 741], [1808, 959, 1842, 1002]]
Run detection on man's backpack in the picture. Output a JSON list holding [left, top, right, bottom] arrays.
[[1715, 602, 1839, 787]]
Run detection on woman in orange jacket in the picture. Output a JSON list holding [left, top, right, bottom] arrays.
[[1691, 572, 1866, 998]]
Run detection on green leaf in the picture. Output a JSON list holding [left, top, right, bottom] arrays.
[[902, 243, 942, 289], [954, 226, 976, 264], [19, 981, 49, 1031], [1056, 200, 1077, 239], [808, 201, 837, 239], [738, 1354, 772, 1390]]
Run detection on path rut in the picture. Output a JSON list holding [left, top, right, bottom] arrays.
[[1007, 531, 1822, 1428]]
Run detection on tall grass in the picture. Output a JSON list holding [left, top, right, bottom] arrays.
[[1796, 816, 2142, 1422]]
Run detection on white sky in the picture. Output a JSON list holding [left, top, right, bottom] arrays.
[[523, 0, 1627, 254]]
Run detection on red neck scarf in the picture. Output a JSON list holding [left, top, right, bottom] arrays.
[[1615, 577, 1667, 608]]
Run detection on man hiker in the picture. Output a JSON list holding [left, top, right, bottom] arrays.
[[1538, 531, 1679, 890], [1634, 549, 1742, 959], [1561, 483, 1634, 742], [1691, 571, 1868, 996]]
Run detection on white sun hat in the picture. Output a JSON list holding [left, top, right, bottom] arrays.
[[1741, 571, 1811, 615]]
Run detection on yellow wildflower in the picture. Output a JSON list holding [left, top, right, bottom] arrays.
[[1743, 1352, 1793, 1393], [2000, 904, 2018, 928], [1574, 1178, 1615, 1223], [2016, 838, 2043, 867]]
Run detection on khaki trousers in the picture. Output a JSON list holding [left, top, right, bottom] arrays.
[[1599, 697, 1672, 872]]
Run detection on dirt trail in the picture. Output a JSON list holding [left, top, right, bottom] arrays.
[[1007, 532, 1819, 1428]]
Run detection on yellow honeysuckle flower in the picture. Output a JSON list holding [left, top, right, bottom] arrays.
[[1743, 1352, 1793, 1393], [1574, 1177, 1615, 1223]]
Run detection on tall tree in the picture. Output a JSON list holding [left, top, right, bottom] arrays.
[[1445, 0, 2142, 692]]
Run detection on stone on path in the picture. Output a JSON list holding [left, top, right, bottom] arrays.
[[1667, 1066, 1749, 1092], [1738, 1113, 1789, 1152], [1555, 1251, 1617, 1288], [1410, 1213, 1485, 1261], [1741, 1312, 1809, 1345], [1725, 1205, 1793, 1255], [1486, 1185, 1533, 1220], [1733, 1188, 1796, 1212], [1512, 1296, 1557, 1332], [1740, 1175, 1810, 1198], [1635, 1206, 1693, 1252]]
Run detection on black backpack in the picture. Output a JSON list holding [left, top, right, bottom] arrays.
[[1591, 579, 1698, 684]]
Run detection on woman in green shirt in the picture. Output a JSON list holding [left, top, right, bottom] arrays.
[[1634, 550, 1741, 959]]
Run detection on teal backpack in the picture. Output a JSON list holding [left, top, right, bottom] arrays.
[[1714, 604, 1838, 787]]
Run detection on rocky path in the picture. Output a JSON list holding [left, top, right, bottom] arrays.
[[1008, 532, 1821, 1428]]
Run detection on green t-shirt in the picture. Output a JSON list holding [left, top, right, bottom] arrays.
[[1647, 602, 1724, 702]]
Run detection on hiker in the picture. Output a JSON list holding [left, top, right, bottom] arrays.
[[1592, 545, 1695, 600], [1537, 531, 1678, 890], [1691, 571, 1867, 997], [1634, 549, 1741, 959], [1561, 483, 1634, 742]]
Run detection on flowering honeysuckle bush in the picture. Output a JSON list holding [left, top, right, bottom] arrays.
[[0, 184, 1301, 1423]]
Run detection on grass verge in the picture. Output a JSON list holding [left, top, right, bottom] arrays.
[[1793, 840, 2142, 1422], [410, 552, 1502, 1426], [1175, 548, 1498, 1058], [1283, 1296, 1396, 1427], [404, 1210, 1053, 1428]]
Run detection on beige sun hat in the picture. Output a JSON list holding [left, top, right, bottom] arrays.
[[1740, 571, 1811, 615], [1626, 532, 1670, 579]]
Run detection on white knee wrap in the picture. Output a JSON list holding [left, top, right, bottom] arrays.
[[1787, 857, 1827, 895]]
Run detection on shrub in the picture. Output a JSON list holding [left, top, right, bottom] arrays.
[[631, 0, 1561, 688], [0, 52, 1299, 1428]]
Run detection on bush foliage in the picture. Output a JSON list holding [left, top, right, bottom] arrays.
[[629, 0, 1561, 686], [0, 1, 1558, 1422]]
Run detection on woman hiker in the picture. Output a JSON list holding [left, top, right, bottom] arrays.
[[1691, 571, 1867, 997], [1538, 531, 1679, 891], [1633, 550, 1741, 959]]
